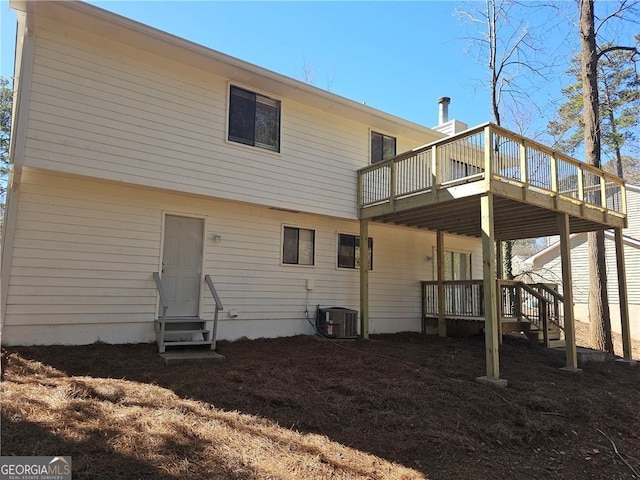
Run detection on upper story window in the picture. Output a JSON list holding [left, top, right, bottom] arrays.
[[283, 226, 315, 266], [228, 85, 281, 152], [338, 233, 373, 269], [371, 131, 396, 164]]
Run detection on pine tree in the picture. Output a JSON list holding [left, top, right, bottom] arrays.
[[1, 77, 11, 197], [548, 35, 639, 178], [1, 77, 13, 239]]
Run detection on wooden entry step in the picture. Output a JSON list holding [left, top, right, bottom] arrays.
[[155, 316, 213, 353]]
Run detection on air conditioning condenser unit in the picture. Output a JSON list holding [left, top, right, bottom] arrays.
[[317, 307, 358, 339]]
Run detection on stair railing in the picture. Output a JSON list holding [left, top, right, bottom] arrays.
[[153, 272, 169, 351], [531, 283, 564, 333], [499, 279, 557, 346], [204, 275, 224, 350], [517, 282, 551, 347]]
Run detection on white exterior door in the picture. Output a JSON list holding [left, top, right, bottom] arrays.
[[162, 215, 204, 317]]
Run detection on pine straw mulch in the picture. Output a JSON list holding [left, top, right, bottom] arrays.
[[2, 327, 639, 480]]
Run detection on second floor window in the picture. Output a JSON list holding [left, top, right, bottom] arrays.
[[228, 85, 281, 152], [371, 131, 396, 164]]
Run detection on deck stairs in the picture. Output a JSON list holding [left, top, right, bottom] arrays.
[[155, 317, 215, 353], [503, 281, 566, 349], [153, 272, 224, 353], [525, 318, 565, 348], [422, 279, 566, 349]]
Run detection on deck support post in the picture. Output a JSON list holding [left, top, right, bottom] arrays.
[[479, 193, 502, 382], [614, 227, 633, 361], [436, 230, 446, 337], [359, 218, 369, 340], [496, 241, 504, 346], [558, 213, 579, 371]]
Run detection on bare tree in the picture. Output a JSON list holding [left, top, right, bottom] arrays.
[[457, 0, 553, 278], [298, 56, 335, 92]]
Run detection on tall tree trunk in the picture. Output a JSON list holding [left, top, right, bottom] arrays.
[[580, 0, 613, 353]]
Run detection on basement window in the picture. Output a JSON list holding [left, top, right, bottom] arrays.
[[338, 233, 373, 269], [283, 226, 315, 266], [228, 85, 281, 152]]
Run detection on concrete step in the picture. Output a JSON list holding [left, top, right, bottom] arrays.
[[549, 346, 611, 367], [159, 349, 225, 366]]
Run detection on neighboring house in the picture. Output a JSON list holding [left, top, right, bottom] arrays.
[[0, 0, 482, 346], [525, 184, 640, 341]]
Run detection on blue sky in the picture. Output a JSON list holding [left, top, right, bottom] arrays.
[[0, 1, 636, 145]]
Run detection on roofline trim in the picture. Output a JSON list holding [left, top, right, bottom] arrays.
[[12, 0, 443, 139]]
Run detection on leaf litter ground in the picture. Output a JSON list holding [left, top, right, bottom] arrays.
[[2, 323, 639, 479]]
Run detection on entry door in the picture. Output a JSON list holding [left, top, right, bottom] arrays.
[[162, 215, 204, 317]]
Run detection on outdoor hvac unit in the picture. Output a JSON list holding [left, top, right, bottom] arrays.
[[317, 307, 358, 339]]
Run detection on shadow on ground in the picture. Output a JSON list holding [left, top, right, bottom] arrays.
[[3, 333, 639, 479]]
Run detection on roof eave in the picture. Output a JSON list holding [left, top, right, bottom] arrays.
[[15, 0, 445, 141]]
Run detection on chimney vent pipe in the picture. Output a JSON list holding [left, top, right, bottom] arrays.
[[438, 96, 451, 125]]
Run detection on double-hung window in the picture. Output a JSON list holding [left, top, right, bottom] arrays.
[[338, 233, 373, 269], [228, 85, 281, 152], [371, 131, 396, 164], [283, 227, 315, 266]]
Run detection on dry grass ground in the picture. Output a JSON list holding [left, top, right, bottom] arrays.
[[2, 324, 639, 480]]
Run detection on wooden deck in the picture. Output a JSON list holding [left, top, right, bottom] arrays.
[[357, 123, 626, 240], [356, 123, 633, 380]]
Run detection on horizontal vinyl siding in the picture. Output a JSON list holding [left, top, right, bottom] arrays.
[[6, 172, 162, 329], [22, 20, 431, 220], [625, 188, 640, 234], [533, 239, 639, 305], [3, 169, 482, 344]]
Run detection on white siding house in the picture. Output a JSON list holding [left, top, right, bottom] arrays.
[[525, 184, 640, 341], [1, 0, 483, 346]]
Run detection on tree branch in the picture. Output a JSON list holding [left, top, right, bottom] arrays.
[[594, 0, 638, 36], [596, 45, 639, 60]]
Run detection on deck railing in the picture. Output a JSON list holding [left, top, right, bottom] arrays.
[[422, 280, 484, 319], [422, 279, 564, 346], [358, 123, 626, 216]]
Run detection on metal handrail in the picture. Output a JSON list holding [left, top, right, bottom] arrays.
[[204, 274, 223, 350], [153, 272, 169, 321], [153, 272, 169, 352]]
